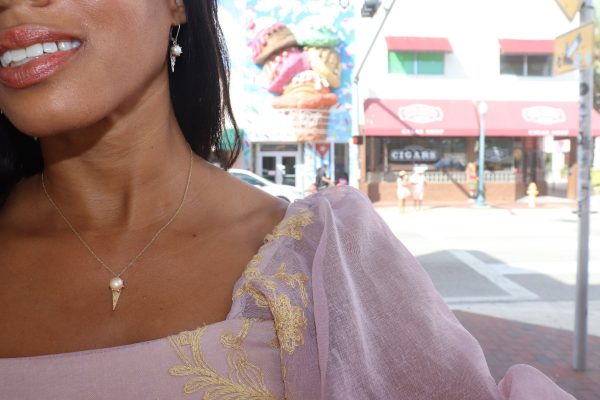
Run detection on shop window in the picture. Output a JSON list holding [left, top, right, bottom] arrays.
[[500, 54, 552, 76], [387, 137, 466, 171], [388, 51, 444, 75], [482, 138, 519, 171]]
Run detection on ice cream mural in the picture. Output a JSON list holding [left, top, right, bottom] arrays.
[[244, 1, 354, 143]]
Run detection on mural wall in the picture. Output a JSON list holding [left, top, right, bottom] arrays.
[[244, 0, 355, 143]]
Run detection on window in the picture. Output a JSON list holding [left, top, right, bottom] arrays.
[[500, 54, 552, 76], [388, 51, 444, 75]]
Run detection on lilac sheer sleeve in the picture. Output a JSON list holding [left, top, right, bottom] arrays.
[[282, 187, 573, 399]]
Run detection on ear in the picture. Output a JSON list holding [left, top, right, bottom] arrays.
[[169, 0, 187, 25]]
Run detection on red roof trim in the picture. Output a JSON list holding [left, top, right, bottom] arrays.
[[385, 37, 453, 53], [499, 39, 554, 55], [363, 99, 600, 137]]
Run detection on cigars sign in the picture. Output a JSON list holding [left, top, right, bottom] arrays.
[[389, 146, 440, 164]]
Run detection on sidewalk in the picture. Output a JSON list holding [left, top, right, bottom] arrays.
[[373, 195, 600, 210], [454, 311, 600, 399]]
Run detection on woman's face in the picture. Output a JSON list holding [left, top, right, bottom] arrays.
[[0, 0, 181, 137]]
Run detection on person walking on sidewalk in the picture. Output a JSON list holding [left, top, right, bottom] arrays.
[[315, 162, 333, 190], [410, 167, 427, 210], [396, 170, 411, 213]]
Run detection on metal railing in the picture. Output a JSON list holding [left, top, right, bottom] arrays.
[[366, 170, 521, 184]]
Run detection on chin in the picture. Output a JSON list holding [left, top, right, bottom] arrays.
[[6, 104, 104, 138]]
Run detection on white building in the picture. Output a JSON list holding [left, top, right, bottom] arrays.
[[355, 0, 598, 202]]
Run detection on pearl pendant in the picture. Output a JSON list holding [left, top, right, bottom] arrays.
[[109, 277, 124, 311], [171, 44, 183, 57], [170, 44, 182, 73]]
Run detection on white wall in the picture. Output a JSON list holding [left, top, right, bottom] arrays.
[[356, 0, 581, 108]]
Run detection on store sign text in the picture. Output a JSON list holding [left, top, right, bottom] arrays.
[[528, 129, 570, 136], [389, 147, 440, 163], [400, 128, 446, 135]]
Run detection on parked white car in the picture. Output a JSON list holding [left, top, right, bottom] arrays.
[[229, 169, 305, 203]]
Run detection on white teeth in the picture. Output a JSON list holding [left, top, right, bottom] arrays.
[[42, 42, 58, 53], [1, 40, 81, 68], [11, 49, 27, 63], [57, 41, 72, 51], [1, 53, 10, 67], [25, 43, 44, 58]]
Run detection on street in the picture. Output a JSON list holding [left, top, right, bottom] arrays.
[[375, 199, 600, 334], [375, 198, 600, 398]]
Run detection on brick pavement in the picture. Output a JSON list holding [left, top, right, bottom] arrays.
[[454, 311, 600, 399]]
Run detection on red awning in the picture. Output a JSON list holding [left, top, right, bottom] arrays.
[[385, 37, 452, 53], [363, 99, 600, 137], [499, 39, 554, 54]]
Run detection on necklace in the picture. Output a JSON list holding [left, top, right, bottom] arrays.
[[41, 147, 193, 311]]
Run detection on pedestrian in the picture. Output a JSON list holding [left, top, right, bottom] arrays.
[[410, 167, 427, 210], [0, 1, 573, 398], [396, 170, 411, 213], [315, 161, 332, 190], [336, 172, 348, 186]]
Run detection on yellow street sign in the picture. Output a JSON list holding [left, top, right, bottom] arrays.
[[553, 22, 595, 75], [554, 0, 583, 21]]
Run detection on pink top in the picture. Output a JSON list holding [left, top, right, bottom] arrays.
[[0, 187, 574, 399]]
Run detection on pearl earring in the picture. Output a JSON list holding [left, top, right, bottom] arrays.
[[169, 25, 183, 73]]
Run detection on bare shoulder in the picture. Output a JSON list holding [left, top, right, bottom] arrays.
[[195, 161, 290, 232]]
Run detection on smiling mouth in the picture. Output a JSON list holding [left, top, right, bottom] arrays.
[[0, 40, 81, 68]]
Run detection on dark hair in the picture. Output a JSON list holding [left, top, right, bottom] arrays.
[[0, 0, 240, 207]]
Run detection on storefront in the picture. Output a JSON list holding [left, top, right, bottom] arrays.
[[361, 99, 600, 202]]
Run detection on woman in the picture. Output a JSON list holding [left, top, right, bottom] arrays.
[[0, 1, 573, 399], [396, 170, 410, 213]]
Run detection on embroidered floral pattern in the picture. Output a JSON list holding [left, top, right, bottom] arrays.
[[169, 319, 282, 400], [232, 209, 313, 355], [263, 209, 314, 244]]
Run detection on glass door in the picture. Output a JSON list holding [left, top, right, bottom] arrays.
[[281, 156, 297, 186], [260, 156, 277, 183], [256, 144, 300, 187]]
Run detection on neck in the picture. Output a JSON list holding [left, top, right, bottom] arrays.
[[39, 76, 194, 231]]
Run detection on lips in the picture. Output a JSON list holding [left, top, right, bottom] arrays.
[[0, 25, 82, 89]]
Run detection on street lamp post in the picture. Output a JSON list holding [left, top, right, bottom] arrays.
[[476, 101, 488, 207]]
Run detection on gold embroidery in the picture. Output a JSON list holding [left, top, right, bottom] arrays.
[[264, 209, 313, 244], [234, 262, 309, 355], [270, 294, 307, 354], [274, 263, 309, 308], [169, 319, 282, 399], [220, 318, 254, 350], [232, 210, 314, 356]]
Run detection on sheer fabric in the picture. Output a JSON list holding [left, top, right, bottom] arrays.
[[230, 186, 574, 399], [0, 187, 573, 399]]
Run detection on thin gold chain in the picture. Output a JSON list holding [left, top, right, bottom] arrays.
[[41, 147, 193, 279]]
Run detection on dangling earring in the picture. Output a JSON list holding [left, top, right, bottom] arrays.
[[170, 25, 183, 73]]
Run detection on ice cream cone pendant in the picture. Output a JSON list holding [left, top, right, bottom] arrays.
[[109, 277, 124, 311]]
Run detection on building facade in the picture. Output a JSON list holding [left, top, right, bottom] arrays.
[[220, 0, 356, 192], [355, 0, 599, 202]]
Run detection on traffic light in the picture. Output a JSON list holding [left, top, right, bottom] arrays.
[[361, 0, 381, 17], [352, 136, 364, 145]]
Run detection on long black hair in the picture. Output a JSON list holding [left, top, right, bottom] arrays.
[[0, 0, 240, 207]]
